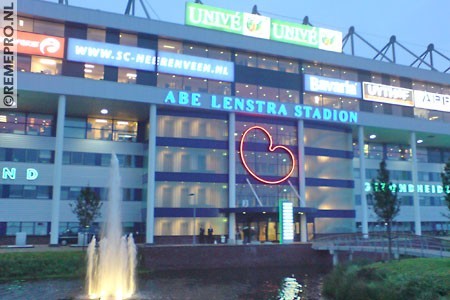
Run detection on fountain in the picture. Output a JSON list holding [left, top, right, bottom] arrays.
[[85, 154, 137, 300]]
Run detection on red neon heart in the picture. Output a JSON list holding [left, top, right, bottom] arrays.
[[240, 126, 296, 185]]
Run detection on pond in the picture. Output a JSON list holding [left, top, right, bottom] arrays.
[[0, 266, 326, 300]]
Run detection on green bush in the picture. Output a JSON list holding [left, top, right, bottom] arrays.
[[0, 251, 86, 281], [322, 258, 450, 300]]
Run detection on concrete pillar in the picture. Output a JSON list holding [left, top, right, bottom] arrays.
[[297, 120, 307, 242], [145, 104, 157, 244], [330, 249, 339, 266], [228, 113, 236, 243], [358, 126, 369, 238], [410, 132, 422, 235], [50, 95, 66, 246]]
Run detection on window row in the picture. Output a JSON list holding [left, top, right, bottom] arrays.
[[155, 182, 227, 208], [303, 93, 359, 111], [235, 52, 299, 73], [236, 83, 299, 104], [356, 195, 446, 207], [0, 111, 54, 136], [157, 73, 231, 95], [0, 148, 53, 163], [353, 142, 450, 163], [63, 152, 144, 168], [65, 117, 138, 142], [0, 185, 52, 199], [157, 115, 228, 140], [61, 186, 142, 201], [156, 147, 228, 174]]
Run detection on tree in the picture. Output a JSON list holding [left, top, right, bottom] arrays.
[[70, 186, 102, 229], [441, 158, 450, 218], [370, 160, 401, 260]]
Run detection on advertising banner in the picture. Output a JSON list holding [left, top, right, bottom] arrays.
[[363, 82, 413, 106], [17, 31, 65, 58], [413, 90, 450, 113], [157, 51, 234, 82], [304, 74, 361, 98], [186, 2, 342, 53], [67, 38, 157, 71]]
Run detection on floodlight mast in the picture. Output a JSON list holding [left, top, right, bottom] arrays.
[[124, 0, 151, 19]]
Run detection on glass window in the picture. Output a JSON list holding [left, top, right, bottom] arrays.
[[257, 56, 278, 70], [427, 148, 442, 163], [26, 113, 53, 136], [158, 39, 183, 54], [26, 149, 38, 162], [33, 19, 64, 37], [83, 153, 96, 166], [157, 73, 183, 90], [113, 120, 138, 142], [0, 111, 26, 134], [235, 52, 257, 68], [157, 115, 228, 140], [278, 58, 299, 73], [87, 118, 113, 140], [120, 32, 137, 46], [12, 149, 26, 162], [65, 117, 86, 139], [23, 185, 37, 198], [30, 56, 62, 75], [87, 28, 106, 42], [84, 64, 104, 80], [6, 222, 20, 235], [118, 68, 137, 84], [18, 55, 31, 72], [208, 80, 231, 95], [9, 185, 23, 198], [386, 144, 410, 161], [18, 17, 34, 32], [366, 143, 383, 159], [156, 147, 228, 174]]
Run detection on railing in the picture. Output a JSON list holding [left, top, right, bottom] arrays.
[[311, 233, 450, 258]]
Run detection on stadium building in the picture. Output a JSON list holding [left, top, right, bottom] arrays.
[[2, 0, 449, 245]]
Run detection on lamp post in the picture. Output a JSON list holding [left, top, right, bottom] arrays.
[[189, 193, 196, 244]]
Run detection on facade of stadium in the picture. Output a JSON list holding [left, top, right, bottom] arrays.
[[2, 0, 449, 245]]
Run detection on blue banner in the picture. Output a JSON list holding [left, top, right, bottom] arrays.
[[304, 74, 361, 98]]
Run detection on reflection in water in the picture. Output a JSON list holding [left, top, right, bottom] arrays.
[[0, 267, 324, 300], [278, 276, 303, 299]]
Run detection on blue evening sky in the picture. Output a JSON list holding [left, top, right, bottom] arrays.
[[45, 0, 450, 71]]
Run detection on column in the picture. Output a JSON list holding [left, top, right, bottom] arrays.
[[410, 132, 421, 235], [228, 113, 236, 243], [297, 120, 307, 242], [145, 104, 157, 244], [358, 126, 369, 238], [50, 95, 66, 246]]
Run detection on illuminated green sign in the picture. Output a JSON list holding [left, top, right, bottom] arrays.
[[365, 182, 450, 194], [185, 3, 342, 53]]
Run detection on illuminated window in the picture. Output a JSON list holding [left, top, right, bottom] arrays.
[[84, 63, 104, 80], [120, 32, 137, 46], [158, 39, 182, 54], [26, 113, 53, 136], [87, 118, 112, 140], [113, 120, 138, 142], [30, 56, 62, 75], [118, 68, 137, 84]]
